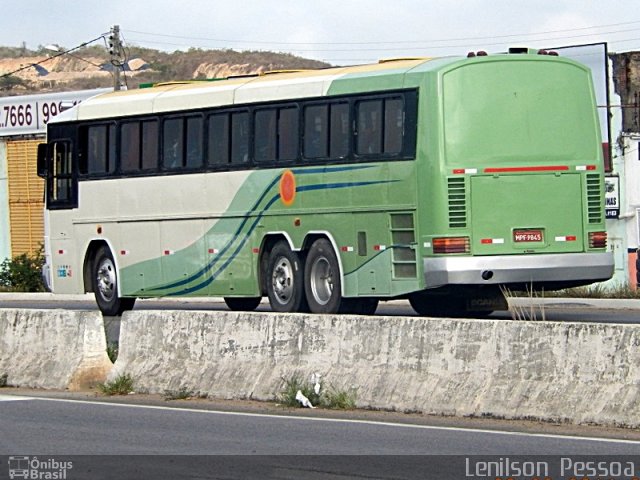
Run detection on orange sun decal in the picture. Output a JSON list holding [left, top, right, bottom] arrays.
[[279, 170, 296, 206]]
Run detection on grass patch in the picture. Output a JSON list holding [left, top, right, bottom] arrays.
[[163, 386, 195, 401], [504, 282, 640, 321], [279, 373, 321, 407], [106, 342, 119, 363], [502, 285, 546, 321], [321, 385, 357, 410], [546, 282, 640, 299], [98, 373, 134, 396], [279, 373, 357, 410]]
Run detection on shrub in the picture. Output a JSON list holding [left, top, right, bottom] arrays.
[[98, 373, 134, 396], [0, 249, 45, 292], [279, 373, 357, 410]]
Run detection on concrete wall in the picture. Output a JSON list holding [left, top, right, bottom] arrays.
[[0, 309, 112, 389], [111, 310, 640, 428]]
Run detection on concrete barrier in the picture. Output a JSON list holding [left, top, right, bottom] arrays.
[[0, 309, 112, 389], [111, 310, 640, 428]]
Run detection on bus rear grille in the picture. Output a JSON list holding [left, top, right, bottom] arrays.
[[390, 213, 416, 278], [586, 173, 602, 224], [447, 177, 467, 228]]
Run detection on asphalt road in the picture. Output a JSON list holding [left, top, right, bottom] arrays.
[[1, 293, 640, 324], [1, 393, 639, 479]]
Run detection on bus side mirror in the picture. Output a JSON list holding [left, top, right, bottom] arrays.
[[37, 143, 48, 178]]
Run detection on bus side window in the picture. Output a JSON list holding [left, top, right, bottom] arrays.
[[208, 113, 230, 165], [304, 104, 328, 159], [384, 98, 404, 154], [254, 109, 277, 162], [329, 103, 349, 158], [231, 112, 249, 164], [142, 120, 159, 170], [87, 125, 108, 174], [121, 122, 141, 172], [163, 118, 183, 169], [186, 116, 203, 168], [85, 124, 117, 175], [278, 107, 299, 161], [356, 99, 383, 155]]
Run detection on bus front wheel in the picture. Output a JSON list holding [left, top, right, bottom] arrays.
[[92, 246, 135, 316], [304, 238, 343, 314]]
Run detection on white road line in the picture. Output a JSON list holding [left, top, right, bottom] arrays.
[[4, 395, 637, 446], [0, 394, 33, 401]]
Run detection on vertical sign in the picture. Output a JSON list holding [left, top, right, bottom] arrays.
[[605, 175, 620, 219]]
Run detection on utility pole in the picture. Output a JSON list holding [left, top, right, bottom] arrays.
[[108, 25, 124, 91]]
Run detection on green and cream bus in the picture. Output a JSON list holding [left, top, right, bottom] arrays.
[[38, 48, 614, 316]]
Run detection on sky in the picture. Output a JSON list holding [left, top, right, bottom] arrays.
[[1, 0, 639, 65]]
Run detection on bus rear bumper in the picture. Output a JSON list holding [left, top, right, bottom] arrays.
[[423, 252, 615, 289]]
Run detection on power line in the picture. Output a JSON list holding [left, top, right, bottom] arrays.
[[124, 31, 640, 53], [125, 19, 640, 46], [0, 34, 107, 79]]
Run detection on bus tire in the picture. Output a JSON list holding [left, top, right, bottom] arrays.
[[92, 246, 135, 316], [266, 242, 306, 313], [224, 297, 261, 311], [304, 238, 342, 314]]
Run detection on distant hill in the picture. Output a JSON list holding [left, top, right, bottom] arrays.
[[0, 45, 331, 96]]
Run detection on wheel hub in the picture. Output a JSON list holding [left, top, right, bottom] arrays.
[[97, 258, 116, 302], [272, 258, 294, 305], [310, 257, 333, 306]]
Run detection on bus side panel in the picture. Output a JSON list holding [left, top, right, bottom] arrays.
[[48, 210, 84, 294]]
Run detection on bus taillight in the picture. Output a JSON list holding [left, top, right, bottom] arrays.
[[589, 231, 608, 249], [433, 237, 470, 254]]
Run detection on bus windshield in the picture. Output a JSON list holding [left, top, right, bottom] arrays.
[[442, 59, 600, 167]]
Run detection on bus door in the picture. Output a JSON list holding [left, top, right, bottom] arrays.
[[39, 140, 77, 209]]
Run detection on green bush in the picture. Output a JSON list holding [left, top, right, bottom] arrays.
[[279, 373, 357, 410], [0, 249, 45, 292], [98, 373, 134, 396]]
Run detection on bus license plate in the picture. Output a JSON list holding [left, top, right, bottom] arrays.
[[513, 229, 543, 242]]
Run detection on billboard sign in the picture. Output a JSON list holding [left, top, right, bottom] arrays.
[[0, 88, 110, 137]]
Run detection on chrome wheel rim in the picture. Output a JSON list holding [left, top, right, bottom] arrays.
[[271, 257, 294, 305], [310, 256, 333, 305], [97, 257, 116, 302]]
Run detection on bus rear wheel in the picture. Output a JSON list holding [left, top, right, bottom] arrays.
[[304, 238, 343, 314], [224, 297, 261, 311], [92, 246, 135, 316], [266, 242, 306, 313]]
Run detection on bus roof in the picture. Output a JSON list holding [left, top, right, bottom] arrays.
[[53, 52, 583, 123], [54, 58, 437, 122]]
